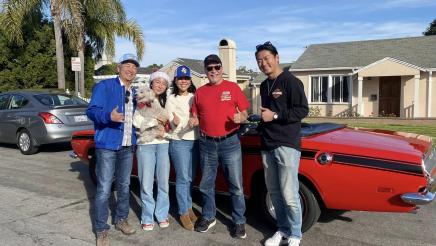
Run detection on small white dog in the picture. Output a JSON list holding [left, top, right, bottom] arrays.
[[133, 86, 168, 143]]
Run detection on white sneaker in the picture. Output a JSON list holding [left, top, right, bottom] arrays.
[[288, 237, 301, 246], [264, 231, 287, 246]]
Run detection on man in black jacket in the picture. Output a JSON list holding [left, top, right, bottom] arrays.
[[255, 42, 308, 246]]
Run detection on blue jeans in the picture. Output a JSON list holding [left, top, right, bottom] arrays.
[[169, 139, 199, 215], [261, 146, 302, 239], [94, 146, 133, 233], [199, 134, 246, 224], [136, 144, 170, 224]]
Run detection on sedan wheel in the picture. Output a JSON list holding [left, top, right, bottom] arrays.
[[17, 129, 38, 155]]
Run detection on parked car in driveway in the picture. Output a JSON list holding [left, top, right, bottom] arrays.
[[0, 90, 93, 154], [69, 118, 435, 232]]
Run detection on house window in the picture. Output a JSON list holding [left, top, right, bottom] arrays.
[[332, 76, 349, 102], [311, 76, 328, 102]]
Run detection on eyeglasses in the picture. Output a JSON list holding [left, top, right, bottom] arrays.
[[125, 90, 130, 104], [206, 65, 222, 72]]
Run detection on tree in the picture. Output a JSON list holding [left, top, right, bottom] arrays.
[[77, 0, 144, 96], [1, 0, 83, 90], [423, 19, 436, 36]]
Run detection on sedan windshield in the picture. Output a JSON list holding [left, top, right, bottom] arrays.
[[34, 94, 88, 106]]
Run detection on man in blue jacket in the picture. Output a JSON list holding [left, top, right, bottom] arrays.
[[87, 53, 139, 246]]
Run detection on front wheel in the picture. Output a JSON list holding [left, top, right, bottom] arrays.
[[17, 129, 38, 155], [257, 180, 321, 233]]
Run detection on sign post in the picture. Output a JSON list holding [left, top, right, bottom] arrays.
[[71, 57, 81, 96]]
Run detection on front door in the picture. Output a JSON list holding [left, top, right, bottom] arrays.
[[379, 76, 400, 117]]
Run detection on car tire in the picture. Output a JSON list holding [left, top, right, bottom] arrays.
[[17, 129, 38, 155], [257, 180, 321, 233], [89, 155, 98, 186]]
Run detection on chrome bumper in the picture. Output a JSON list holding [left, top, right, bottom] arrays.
[[401, 189, 435, 205], [69, 151, 78, 159]]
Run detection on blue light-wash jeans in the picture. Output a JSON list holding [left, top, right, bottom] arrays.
[[199, 134, 246, 224], [94, 146, 133, 233], [136, 143, 170, 224], [261, 146, 302, 239], [169, 139, 199, 215]]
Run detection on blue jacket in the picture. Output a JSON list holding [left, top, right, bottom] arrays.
[[86, 77, 137, 150]]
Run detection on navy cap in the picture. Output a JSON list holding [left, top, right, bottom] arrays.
[[174, 65, 191, 78], [119, 53, 140, 67], [203, 54, 222, 67]]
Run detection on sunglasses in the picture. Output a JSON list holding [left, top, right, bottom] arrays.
[[125, 90, 130, 104], [206, 65, 222, 72]]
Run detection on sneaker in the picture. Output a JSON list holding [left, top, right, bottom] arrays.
[[141, 223, 154, 231], [115, 219, 136, 235], [96, 230, 109, 246], [234, 223, 246, 239], [287, 237, 301, 246], [188, 208, 198, 223], [180, 213, 194, 231], [194, 217, 216, 233], [159, 219, 170, 228], [264, 231, 287, 246]]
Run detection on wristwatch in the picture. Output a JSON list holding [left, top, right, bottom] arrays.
[[273, 113, 278, 120]]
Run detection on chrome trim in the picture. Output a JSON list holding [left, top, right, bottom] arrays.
[[317, 152, 333, 165], [401, 190, 435, 205], [69, 151, 78, 159]]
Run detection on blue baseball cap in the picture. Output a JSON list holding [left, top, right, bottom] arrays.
[[119, 53, 139, 67], [174, 65, 191, 78]]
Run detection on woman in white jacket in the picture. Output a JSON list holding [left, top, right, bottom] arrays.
[[133, 71, 171, 231], [166, 65, 199, 230]]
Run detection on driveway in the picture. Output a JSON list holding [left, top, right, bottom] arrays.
[[0, 144, 434, 246]]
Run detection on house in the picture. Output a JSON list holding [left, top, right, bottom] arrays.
[[160, 39, 252, 99], [290, 36, 436, 118]]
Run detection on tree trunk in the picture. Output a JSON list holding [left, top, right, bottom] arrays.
[[51, 1, 66, 90], [79, 47, 85, 97]]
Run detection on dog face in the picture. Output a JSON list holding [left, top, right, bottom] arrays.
[[136, 86, 156, 103]]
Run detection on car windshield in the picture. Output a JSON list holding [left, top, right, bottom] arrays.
[[34, 94, 88, 106]]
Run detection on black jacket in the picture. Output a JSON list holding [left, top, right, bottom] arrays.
[[259, 70, 309, 151]]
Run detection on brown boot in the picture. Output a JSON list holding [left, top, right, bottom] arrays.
[[115, 219, 136, 235], [180, 213, 194, 231], [96, 230, 109, 246], [188, 208, 198, 223]]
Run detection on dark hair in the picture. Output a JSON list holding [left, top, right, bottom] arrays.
[[150, 80, 168, 107], [255, 41, 279, 57], [204, 54, 222, 67], [172, 77, 196, 97]]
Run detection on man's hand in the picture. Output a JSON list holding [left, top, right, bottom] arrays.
[[260, 106, 275, 122], [189, 115, 199, 127], [172, 112, 180, 126], [233, 108, 248, 124], [110, 106, 124, 122]]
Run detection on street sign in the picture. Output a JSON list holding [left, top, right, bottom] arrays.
[[71, 57, 81, 71]]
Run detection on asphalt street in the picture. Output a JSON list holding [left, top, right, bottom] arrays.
[[0, 143, 435, 246]]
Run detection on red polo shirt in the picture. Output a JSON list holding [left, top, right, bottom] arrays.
[[191, 80, 249, 137]]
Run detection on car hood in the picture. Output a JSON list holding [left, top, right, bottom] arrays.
[[309, 127, 432, 162]]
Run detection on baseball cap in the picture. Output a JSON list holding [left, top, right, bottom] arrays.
[[203, 54, 222, 67], [174, 65, 191, 78], [119, 53, 140, 67]]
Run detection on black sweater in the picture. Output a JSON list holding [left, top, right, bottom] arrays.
[[259, 70, 309, 151]]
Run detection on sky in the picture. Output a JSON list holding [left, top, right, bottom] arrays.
[[115, 0, 436, 71]]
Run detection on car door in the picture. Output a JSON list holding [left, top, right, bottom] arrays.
[[2, 94, 30, 143], [0, 94, 11, 142]]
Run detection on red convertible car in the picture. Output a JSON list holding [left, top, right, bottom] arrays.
[[69, 120, 435, 232]]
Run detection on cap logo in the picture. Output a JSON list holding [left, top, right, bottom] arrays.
[[181, 67, 187, 74]]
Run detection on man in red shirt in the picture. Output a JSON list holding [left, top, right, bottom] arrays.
[[189, 54, 249, 239]]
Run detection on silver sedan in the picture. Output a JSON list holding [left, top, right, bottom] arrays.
[[0, 90, 93, 154]]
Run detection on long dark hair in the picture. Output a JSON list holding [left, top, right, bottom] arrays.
[[171, 77, 197, 97], [150, 81, 168, 108]]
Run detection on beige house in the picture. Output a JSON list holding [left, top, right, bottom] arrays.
[[160, 39, 252, 98], [288, 36, 436, 118]]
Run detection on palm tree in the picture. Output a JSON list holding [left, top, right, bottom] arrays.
[[1, 0, 83, 89], [77, 0, 144, 96]]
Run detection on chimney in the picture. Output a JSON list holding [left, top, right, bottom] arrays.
[[218, 39, 237, 82]]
